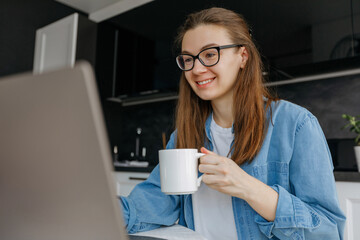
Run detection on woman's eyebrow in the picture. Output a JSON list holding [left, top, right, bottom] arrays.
[[181, 43, 218, 54]]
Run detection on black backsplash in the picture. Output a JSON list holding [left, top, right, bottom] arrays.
[[103, 99, 177, 166], [273, 74, 360, 139]]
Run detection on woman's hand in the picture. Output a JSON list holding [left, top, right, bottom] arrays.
[[198, 147, 252, 199], [199, 147, 279, 222]]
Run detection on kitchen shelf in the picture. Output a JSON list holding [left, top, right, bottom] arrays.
[[265, 67, 360, 87], [107, 91, 178, 106]]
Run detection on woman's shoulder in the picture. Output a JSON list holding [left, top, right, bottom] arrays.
[[269, 99, 316, 127]]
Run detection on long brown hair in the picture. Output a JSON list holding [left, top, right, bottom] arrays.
[[174, 7, 277, 165]]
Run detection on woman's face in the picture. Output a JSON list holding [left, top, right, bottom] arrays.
[[182, 24, 247, 102]]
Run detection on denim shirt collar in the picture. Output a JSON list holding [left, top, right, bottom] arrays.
[[204, 113, 213, 143]]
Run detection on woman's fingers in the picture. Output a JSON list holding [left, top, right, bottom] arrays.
[[199, 154, 220, 165], [202, 174, 229, 186], [199, 163, 218, 174], [200, 147, 216, 155]]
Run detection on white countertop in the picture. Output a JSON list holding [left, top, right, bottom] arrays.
[[130, 224, 206, 240]]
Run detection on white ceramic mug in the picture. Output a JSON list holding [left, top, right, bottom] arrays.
[[159, 149, 205, 195]]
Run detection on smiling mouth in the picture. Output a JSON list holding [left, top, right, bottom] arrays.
[[196, 78, 215, 86]]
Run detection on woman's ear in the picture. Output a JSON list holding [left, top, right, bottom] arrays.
[[239, 47, 248, 69]]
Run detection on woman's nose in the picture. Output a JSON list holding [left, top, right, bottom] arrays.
[[192, 59, 207, 74]]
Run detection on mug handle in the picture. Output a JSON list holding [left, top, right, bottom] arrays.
[[197, 175, 203, 187], [196, 153, 205, 187], [196, 153, 205, 158]]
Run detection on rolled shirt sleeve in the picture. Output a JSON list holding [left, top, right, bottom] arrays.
[[119, 132, 181, 234], [120, 167, 181, 233], [255, 115, 346, 239]]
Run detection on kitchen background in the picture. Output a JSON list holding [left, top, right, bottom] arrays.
[[1, 0, 360, 170]]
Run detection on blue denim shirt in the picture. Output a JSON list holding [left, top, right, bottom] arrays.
[[120, 100, 346, 239]]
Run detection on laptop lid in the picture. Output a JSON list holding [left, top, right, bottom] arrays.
[[0, 62, 128, 240]]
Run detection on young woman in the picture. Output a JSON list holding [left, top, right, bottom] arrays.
[[120, 7, 346, 239]]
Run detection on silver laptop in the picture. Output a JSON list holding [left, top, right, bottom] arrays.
[[0, 62, 130, 240]]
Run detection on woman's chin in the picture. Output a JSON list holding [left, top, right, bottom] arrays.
[[195, 92, 216, 101], [190, 85, 220, 101]]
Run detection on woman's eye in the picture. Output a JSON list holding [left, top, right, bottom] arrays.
[[184, 58, 193, 63], [205, 53, 217, 59]]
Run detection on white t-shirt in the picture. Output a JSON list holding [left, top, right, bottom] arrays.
[[192, 116, 237, 240]]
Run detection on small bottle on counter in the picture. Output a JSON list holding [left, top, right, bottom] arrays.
[[135, 128, 142, 159], [139, 147, 147, 161], [113, 145, 120, 164]]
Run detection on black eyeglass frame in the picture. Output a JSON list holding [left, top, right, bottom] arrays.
[[176, 44, 243, 71]]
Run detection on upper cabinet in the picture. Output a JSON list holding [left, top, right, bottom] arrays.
[[253, 0, 360, 79], [95, 23, 156, 102], [33, 14, 78, 74], [103, 0, 360, 82], [33, 13, 97, 74]]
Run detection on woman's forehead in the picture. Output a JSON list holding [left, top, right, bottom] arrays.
[[181, 25, 231, 53]]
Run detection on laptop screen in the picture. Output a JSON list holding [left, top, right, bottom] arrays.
[[0, 62, 128, 240]]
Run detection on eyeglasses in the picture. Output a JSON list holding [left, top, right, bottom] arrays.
[[176, 44, 243, 71]]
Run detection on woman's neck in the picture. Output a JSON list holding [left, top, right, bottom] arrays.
[[211, 97, 233, 128]]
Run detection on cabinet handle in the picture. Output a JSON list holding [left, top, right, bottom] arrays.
[[129, 177, 147, 181]]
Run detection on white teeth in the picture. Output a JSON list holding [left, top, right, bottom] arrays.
[[197, 78, 214, 85]]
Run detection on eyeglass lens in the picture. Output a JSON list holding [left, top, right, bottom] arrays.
[[176, 48, 219, 71]]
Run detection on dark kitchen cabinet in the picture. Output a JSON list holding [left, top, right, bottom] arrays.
[[250, 0, 360, 81], [102, 0, 360, 83], [95, 22, 155, 101]]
